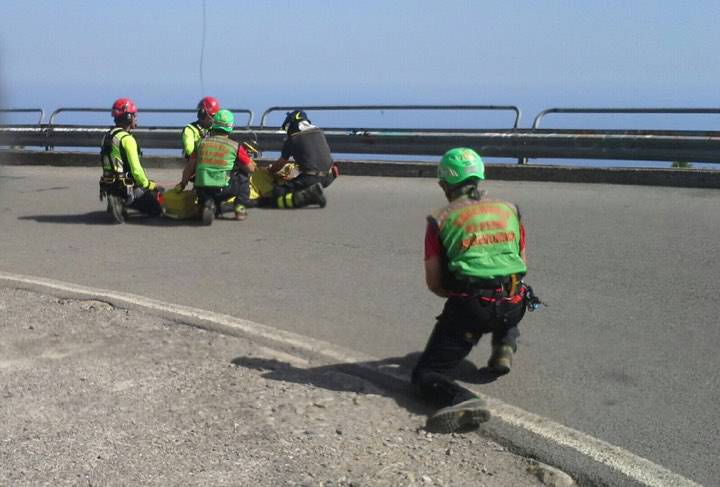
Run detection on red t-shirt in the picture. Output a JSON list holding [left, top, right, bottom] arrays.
[[236, 145, 253, 167], [424, 221, 526, 260]]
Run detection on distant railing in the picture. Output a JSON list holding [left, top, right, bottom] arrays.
[[2, 105, 720, 165], [0, 108, 45, 125], [532, 107, 720, 129], [260, 105, 522, 129], [519, 107, 720, 163], [48, 107, 254, 127]]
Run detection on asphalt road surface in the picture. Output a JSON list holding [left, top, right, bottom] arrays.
[[1, 165, 718, 486]]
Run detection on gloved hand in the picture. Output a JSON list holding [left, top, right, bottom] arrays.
[[174, 183, 186, 192], [147, 180, 165, 193]]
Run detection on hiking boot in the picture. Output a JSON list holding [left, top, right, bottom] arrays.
[[309, 183, 326, 208], [201, 199, 215, 226], [487, 345, 513, 374], [234, 204, 248, 221], [425, 398, 490, 434], [107, 194, 126, 224], [221, 196, 237, 217]]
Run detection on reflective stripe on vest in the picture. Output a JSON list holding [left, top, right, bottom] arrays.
[[101, 127, 131, 174], [434, 195, 527, 279]]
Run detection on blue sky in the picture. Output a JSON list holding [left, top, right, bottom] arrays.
[[2, 0, 720, 130]]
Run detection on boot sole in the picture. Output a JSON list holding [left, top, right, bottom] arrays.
[[201, 201, 215, 226], [487, 362, 511, 375], [312, 183, 326, 208], [107, 195, 125, 224], [426, 400, 491, 434]]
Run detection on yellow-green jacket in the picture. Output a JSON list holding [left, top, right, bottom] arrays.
[[182, 121, 205, 159], [100, 127, 152, 189]]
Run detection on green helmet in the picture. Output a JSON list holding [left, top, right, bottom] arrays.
[[438, 148, 485, 185], [212, 109, 234, 133]]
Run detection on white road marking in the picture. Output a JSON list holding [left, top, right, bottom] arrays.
[[0, 271, 702, 487]]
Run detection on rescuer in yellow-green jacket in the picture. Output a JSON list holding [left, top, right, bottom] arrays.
[[181, 96, 220, 161], [100, 98, 162, 218]]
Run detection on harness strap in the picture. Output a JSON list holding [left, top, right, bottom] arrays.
[[303, 169, 329, 176]]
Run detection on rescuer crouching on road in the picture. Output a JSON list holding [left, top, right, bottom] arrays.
[[265, 110, 338, 209], [178, 109, 256, 221], [100, 98, 163, 218], [412, 147, 529, 434]]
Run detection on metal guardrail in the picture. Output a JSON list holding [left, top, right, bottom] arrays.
[[3, 126, 720, 164], [519, 107, 720, 163], [0, 108, 45, 125], [48, 107, 254, 127], [3, 105, 720, 165], [260, 105, 521, 129], [532, 107, 720, 129], [33, 127, 256, 150]]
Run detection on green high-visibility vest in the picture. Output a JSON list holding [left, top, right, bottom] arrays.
[[195, 134, 238, 188], [432, 194, 527, 279]]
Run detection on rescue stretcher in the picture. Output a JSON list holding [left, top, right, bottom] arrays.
[[160, 163, 300, 220]]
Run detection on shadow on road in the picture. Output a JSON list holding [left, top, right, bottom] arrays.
[[19, 185, 70, 193], [230, 352, 496, 418], [18, 213, 205, 226], [19, 212, 116, 225], [231, 355, 428, 416]]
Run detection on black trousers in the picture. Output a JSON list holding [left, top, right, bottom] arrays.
[[197, 173, 250, 208], [127, 187, 162, 217], [228, 173, 251, 207], [411, 296, 525, 409], [271, 172, 335, 198]]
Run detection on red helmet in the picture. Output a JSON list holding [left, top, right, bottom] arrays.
[[111, 98, 137, 119], [197, 96, 220, 117]]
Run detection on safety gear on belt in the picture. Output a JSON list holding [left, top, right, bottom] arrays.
[[211, 109, 234, 133], [522, 282, 544, 311], [460, 280, 544, 314], [197, 96, 220, 117], [99, 174, 134, 201], [438, 147, 485, 185]]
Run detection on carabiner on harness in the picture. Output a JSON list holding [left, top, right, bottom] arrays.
[[521, 282, 545, 312]]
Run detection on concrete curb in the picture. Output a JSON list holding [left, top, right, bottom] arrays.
[[0, 272, 703, 487], [1, 150, 719, 188]]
